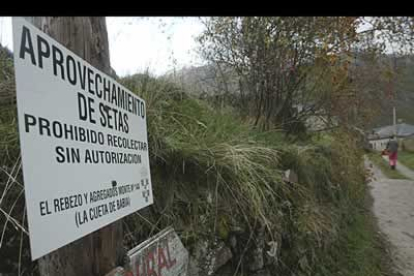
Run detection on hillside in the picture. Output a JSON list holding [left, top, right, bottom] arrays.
[[163, 55, 414, 129], [161, 64, 239, 96], [0, 50, 390, 276]]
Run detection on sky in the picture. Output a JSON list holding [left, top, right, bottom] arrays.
[[106, 17, 206, 76], [0, 17, 206, 77], [0, 17, 399, 77]]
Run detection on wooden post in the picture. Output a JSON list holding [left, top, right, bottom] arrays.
[[23, 17, 124, 276]]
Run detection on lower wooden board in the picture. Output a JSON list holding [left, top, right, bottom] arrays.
[[104, 267, 125, 276], [125, 227, 189, 276]]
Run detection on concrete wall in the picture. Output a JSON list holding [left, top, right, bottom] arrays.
[[369, 138, 390, 151], [369, 137, 414, 152]]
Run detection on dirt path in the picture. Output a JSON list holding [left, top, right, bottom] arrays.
[[381, 155, 414, 180], [366, 157, 414, 276]]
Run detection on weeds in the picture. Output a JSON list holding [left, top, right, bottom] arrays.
[[119, 74, 376, 276], [398, 151, 414, 171], [367, 153, 408, 180], [0, 67, 388, 276]]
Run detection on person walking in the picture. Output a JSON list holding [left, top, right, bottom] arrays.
[[386, 136, 399, 169]]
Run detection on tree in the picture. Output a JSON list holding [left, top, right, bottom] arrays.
[[198, 17, 359, 133], [198, 17, 414, 134]]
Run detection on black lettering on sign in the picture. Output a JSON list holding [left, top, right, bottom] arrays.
[[52, 121, 63, 138], [95, 72, 103, 98], [99, 102, 107, 128], [52, 45, 65, 80], [77, 62, 87, 90], [55, 146, 80, 164], [111, 83, 117, 106], [99, 103, 129, 133], [140, 102, 145, 119], [24, 113, 37, 133], [116, 197, 130, 210], [38, 117, 51, 136], [89, 204, 109, 221], [36, 35, 50, 69], [19, 26, 36, 65], [78, 92, 87, 121], [124, 113, 129, 133], [17, 25, 147, 122], [53, 194, 83, 212], [77, 210, 88, 225], [88, 68, 95, 95], [55, 146, 65, 163], [103, 78, 111, 102], [77, 93, 96, 124], [66, 55, 77, 85], [39, 200, 52, 216]]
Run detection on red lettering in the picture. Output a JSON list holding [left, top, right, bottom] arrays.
[[158, 246, 169, 276], [146, 250, 158, 276], [165, 241, 177, 268], [136, 261, 141, 276]]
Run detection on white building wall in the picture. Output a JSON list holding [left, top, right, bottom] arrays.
[[369, 138, 390, 151]]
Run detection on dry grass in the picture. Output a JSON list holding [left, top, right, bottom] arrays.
[[398, 151, 414, 171], [120, 74, 371, 276], [0, 67, 378, 276]]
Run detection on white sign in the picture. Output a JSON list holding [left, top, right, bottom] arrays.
[[12, 17, 153, 260], [126, 227, 188, 276]]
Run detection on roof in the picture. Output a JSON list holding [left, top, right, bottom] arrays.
[[369, 123, 414, 140]]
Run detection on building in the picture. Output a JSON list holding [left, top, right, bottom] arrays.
[[368, 123, 414, 151], [402, 133, 414, 152], [293, 104, 338, 132]]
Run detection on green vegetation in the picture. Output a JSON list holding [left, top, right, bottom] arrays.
[[367, 152, 408, 179], [0, 59, 393, 275], [315, 197, 394, 276], [0, 50, 35, 275], [2, 15, 408, 275], [119, 74, 390, 276], [398, 151, 414, 171]]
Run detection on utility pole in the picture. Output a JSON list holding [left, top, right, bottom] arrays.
[[23, 17, 123, 276], [393, 106, 397, 136], [387, 55, 398, 138], [393, 56, 398, 138]]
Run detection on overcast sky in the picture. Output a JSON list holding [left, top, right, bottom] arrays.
[[0, 17, 398, 77], [0, 17, 206, 77]]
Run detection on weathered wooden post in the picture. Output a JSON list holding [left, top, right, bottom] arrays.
[[21, 17, 123, 276]]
